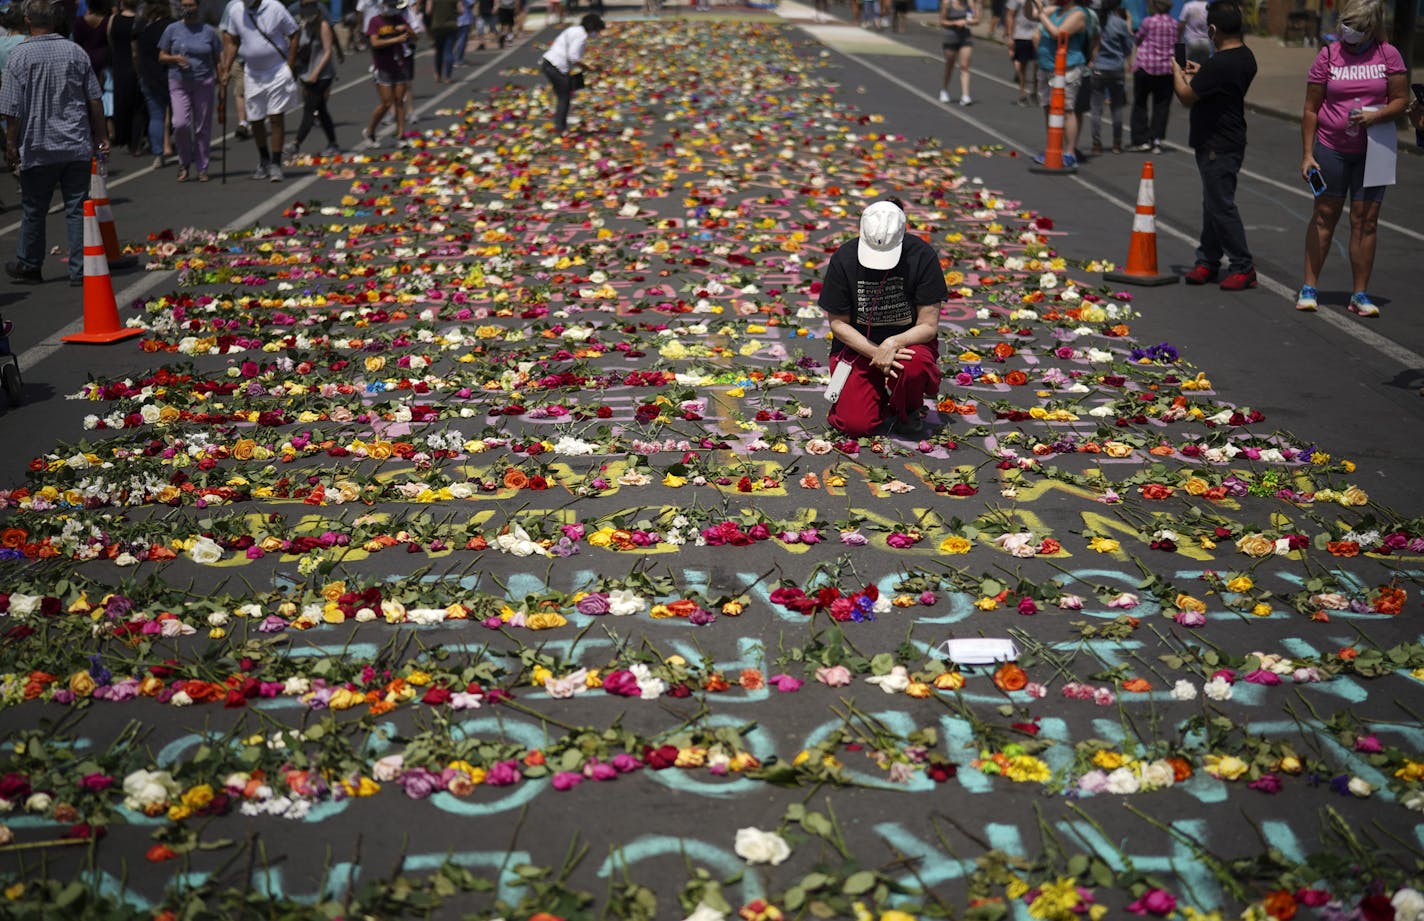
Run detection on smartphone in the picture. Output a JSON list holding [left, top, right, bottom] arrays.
[[1413, 82, 1424, 105], [1174, 42, 1187, 68], [1306, 168, 1327, 197]]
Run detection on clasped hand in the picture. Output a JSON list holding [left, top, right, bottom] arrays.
[[871, 341, 914, 379]]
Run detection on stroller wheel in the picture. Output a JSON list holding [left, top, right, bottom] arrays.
[[2, 359, 22, 406]]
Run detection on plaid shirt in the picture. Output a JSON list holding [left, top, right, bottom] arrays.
[[1135, 13, 1177, 75], [0, 34, 102, 171]]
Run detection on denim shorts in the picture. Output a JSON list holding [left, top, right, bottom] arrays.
[[1313, 138, 1386, 203]]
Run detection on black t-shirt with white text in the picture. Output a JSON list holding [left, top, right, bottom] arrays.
[[1188, 44, 1257, 153], [817, 234, 948, 358]]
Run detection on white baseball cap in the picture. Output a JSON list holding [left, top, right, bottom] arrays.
[[857, 200, 906, 270]]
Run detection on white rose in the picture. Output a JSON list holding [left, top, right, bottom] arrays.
[[733, 827, 791, 866], [1392, 888, 1424, 921], [1403, 790, 1424, 813], [607, 589, 647, 617], [7, 593, 41, 617], [25, 792, 53, 813], [1347, 777, 1374, 798], [187, 536, 224, 565], [207, 611, 230, 627], [122, 769, 179, 809], [1170, 680, 1198, 701], [1104, 767, 1140, 795], [140, 404, 162, 424], [866, 666, 911, 694], [1203, 676, 1234, 701], [372, 754, 405, 782], [1138, 760, 1176, 790], [170, 690, 194, 706], [354, 607, 378, 622], [282, 677, 310, 696]]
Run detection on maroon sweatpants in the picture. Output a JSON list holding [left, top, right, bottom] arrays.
[[827, 344, 941, 438]]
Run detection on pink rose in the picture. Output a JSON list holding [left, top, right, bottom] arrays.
[[815, 665, 853, 687]]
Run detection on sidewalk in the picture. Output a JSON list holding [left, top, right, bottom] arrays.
[[879, 10, 1420, 151]]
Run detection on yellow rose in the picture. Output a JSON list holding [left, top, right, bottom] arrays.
[[1235, 534, 1274, 557], [1102, 441, 1133, 458], [1088, 536, 1121, 553], [1338, 486, 1369, 507], [321, 581, 347, 602], [68, 671, 97, 697], [1093, 750, 1126, 770], [180, 784, 214, 809], [1183, 477, 1209, 496], [939, 535, 973, 555], [530, 665, 552, 686], [368, 441, 394, 460], [526, 612, 568, 630], [586, 528, 614, 548], [1205, 753, 1249, 780], [1277, 755, 1303, 774], [933, 671, 965, 690], [231, 439, 257, 460], [1174, 594, 1207, 614], [1225, 575, 1253, 593], [364, 356, 386, 372]]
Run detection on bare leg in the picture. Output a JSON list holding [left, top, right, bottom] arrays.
[[1346, 198, 1380, 293], [1302, 196, 1344, 288]]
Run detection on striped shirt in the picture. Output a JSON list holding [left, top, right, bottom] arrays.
[[0, 34, 101, 171], [1134, 13, 1177, 76]]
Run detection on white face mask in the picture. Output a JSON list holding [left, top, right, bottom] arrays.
[[1338, 23, 1365, 45]]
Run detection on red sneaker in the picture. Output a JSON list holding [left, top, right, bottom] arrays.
[[1183, 264, 1218, 285], [1219, 268, 1258, 291]]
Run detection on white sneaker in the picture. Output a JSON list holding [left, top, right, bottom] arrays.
[[938, 89, 950, 103], [358, 129, 379, 150], [268, 163, 284, 182], [959, 95, 972, 106]]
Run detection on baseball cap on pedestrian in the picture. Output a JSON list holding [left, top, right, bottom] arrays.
[[857, 200, 905, 271]]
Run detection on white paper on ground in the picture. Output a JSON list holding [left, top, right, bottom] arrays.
[[1363, 120, 1398, 188], [934, 637, 1020, 665]]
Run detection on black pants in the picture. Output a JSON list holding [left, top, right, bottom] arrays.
[[296, 78, 336, 147], [541, 59, 574, 133], [1130, 70, 1172, 147], [1194, 147, 1252, 273], [111, 65, 146, 151]]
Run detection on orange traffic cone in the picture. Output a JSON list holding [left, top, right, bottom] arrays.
[[1029, 38, 1076, 174], [63, 200, 143, 345], [1103, 161, 1178, 286], [89, 159, 138, 270]]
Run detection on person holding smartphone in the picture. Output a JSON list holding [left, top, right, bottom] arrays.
[[1296, 0, 1406, 317], [1408, 84, 1424, 148]]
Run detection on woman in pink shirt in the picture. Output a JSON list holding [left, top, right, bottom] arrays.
[[1296, 0, 1406, 317]]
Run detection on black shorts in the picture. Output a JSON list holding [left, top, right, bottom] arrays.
[[892, 0, 910, 10], [1013, 38, 1036, 63], [497, 6, 515, 25], [942, 25, 972, 49]]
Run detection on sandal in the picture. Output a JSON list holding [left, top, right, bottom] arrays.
[[176, 166, 189, 182], [197, 171, 210, 182]]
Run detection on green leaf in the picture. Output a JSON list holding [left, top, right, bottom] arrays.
[[843, 871, 877, 895], [800, 872, 830, 892], [1066, 854, 1090, 878], [54, 881, 86, 908], [1090, 858, 1115, 888], [802, 811, 834, 838], [783, 886, 806, 911]]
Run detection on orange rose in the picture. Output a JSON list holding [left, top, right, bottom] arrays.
[[1121, 678, 1152, 693], [231, 439, 256, 460], [502, 468, 529, 489], [1374, 586, 1407, 615], [1167, 757, 1193, 782], [703, 673, 730, 692], [1263, 889, 1297, 920], [1004, 370, 1028, 386], [666, 599, 700, 618], [1325, 540, 1360, 557], [1140, 483, 1175, 500], [0, 527, 27, 549], [737, 669, 764, 691], [992, 663, 1028, 692], [993, 342, 1016, 360], [368, 441, 394, 460]]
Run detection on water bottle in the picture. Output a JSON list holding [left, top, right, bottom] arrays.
[[1347, 97, 1362, 137]]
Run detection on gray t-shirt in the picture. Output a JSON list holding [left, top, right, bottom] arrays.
[[1007, 0, 1039, 42]]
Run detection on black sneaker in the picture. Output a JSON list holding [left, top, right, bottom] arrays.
[[5, 261, 42, 285]]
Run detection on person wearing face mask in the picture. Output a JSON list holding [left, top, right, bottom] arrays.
[[1295, 0, 1406, 318], [220, 0, 301, 181], [159, 0, 222, 182], [1172, 1, 1257, 291]]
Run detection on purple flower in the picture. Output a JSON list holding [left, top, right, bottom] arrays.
[[688, 608, 717, 626], [484, 760, 523, 787], [1174, 610, 1206, 627], [1126, 888, 1178, 915], [1243, 668, 1281, 686], [609, 753, 642, 773], [918, 591, 936, 606], [839, 530, 868, 546], [396, 768, 443, 799], [768, 673, 802, 692], [551, 771, 583, 791], [258, 615, 287, 633], [1353, 734, 1383, 753], [575, 593, 611, 616], [1248, 773, 1282, 794]]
